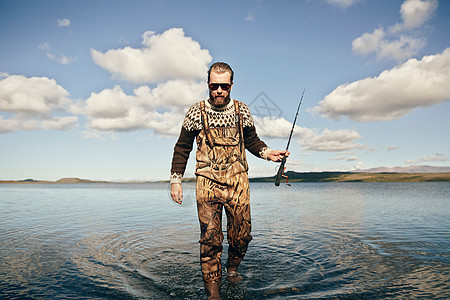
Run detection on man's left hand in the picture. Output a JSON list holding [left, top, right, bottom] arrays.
[[267, 150, 290, 162]]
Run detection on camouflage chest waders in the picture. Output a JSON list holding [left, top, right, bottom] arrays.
[[195, 100, 252, 283]]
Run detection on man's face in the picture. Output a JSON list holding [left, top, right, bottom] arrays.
[[208, 71, 233, 107]]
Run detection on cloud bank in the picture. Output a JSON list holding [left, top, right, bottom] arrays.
[[390, 0, 438, 33], [82, 28, 212, 134], [84, 80, 206, 135], [352, 0, 437, 62], [405, 153, 448, 164], [91, 28, 212, 83], [1, 28, 212, 135], [0, 75, 77, 133], [254, 117, 363, 152], [312, 48, 450, 122]]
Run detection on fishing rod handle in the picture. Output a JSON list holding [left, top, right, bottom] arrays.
[[275, 155, 287, 186]]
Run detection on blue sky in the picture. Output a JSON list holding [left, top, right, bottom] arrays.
[[1, 0, 449, 181]]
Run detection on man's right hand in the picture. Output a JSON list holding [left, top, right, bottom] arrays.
[[170, 183, 183, 204]]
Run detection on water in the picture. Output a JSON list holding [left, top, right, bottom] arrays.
[[1, 182, 449, 299]]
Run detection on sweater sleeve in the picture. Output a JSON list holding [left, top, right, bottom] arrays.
[[243, 126, 270, 159], [239, 101, 271, 160], [170, 103, 201, 183], [170, 127, 197, 183]]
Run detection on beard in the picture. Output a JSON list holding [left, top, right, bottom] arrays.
[[209, 91, 231, 108]]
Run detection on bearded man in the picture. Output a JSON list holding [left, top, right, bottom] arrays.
[[170, 62, 288, 299]]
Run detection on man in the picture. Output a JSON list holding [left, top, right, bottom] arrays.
[[170, 62, 288, 299]]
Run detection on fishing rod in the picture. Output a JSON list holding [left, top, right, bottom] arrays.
[[275, 89, 305, 186]]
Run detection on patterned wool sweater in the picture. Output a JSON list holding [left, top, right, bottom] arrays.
[[170, 99, 270, 183]]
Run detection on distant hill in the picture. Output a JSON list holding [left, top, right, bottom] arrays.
[[55, 177, 108, 183], [1, 166, 449, 184], [0, 177, 108, 184], [354, 165, 450, 173], [250, 171, 450, 183]]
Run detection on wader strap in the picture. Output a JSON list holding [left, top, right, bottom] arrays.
[[200, 100, 215, 147], [234, 100, 248, 164], [234, 100, 244, 146]]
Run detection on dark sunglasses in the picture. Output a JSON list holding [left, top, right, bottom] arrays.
[[209, 83, 231, 91]]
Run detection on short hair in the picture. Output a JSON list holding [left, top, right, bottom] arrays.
[[207, 62, 234, 83]]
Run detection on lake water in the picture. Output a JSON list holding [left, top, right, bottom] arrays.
[[1, 182, 449, 299]]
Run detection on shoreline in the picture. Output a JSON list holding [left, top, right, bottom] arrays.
[[250, 171, 450, 183], [0, 177, 155, 184], [2, 172, 450, 184]]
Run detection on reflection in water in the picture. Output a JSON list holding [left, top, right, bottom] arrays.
[[0, 182, 449, 299]]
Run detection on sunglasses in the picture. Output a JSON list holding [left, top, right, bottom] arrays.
[[209, 83, 231, 91]]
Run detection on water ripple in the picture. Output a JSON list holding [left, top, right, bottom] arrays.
[[1, 182, 449, 299]]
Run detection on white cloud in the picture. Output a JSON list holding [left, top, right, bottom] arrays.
[[298, 128, 363, 152], [253, 116, 293, 138], [0, 116, 78, 133], [0, 74, 78, 133], [56, 19, 71, 27], [46, 53, 73, 65], [352, 28, 385, 56], [326, 0, 360, 9], [390, 0, 438, 33], [405, 153, 448, 165], [352, 0, 437, 62], [83, 80, 206, 134], [245, 13, 255, 21], [353, 28, 425, 62], [38, 42, 74, 65], [312, 48, 450, 122], [80, 28, 213, 136], [330, 155, 359, 161], [253, 116, 363, 152], [0, 75, 70, 116], [91, 28, 212, 83], [419, 153, 448, 162], [387, 146, 399, 151]]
